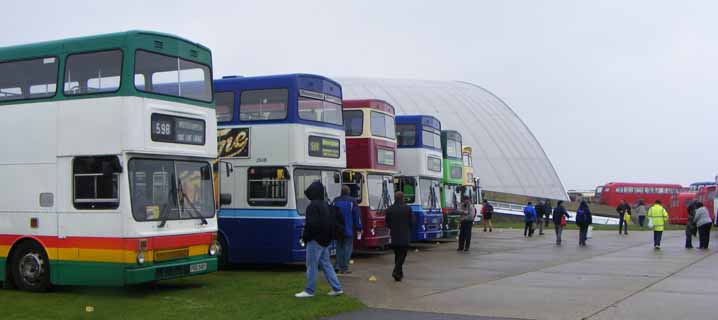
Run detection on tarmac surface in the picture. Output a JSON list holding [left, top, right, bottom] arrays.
[[325, 227, 718, 320]]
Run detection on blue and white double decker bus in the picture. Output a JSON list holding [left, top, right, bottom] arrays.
[[394, 115, 443, 241], [214, 74, 346, 264]]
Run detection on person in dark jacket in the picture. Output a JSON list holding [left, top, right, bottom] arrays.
[[385, 191, 413, 282], [535, 200, 546, 236], [616, 199, 631, 235], [693, 202, 713, 249], [685, 201, 698, 249], [457, 195, 474, 252], [576, 200, 593, 246], [523, 202, 537, 237], [481, 199, 494, 232], [332, 186, 362, 274], [544, 200, 552, 227], [552, 201, 570, 245], [295, 181, 343, 298]]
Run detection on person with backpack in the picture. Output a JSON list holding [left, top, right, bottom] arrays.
[[685, 201, 698, 249], [295, 181, 343, 298], [481, 199, 494, 232], [523, 202, 537, 237], [616, 199, 631, 235], [552, 200, 570, 245], [535, 200, 546, 236], [385, 191, 413, 282], [647, 199, 669, 250], [457, 195, 474, 252], [693, 201, 713, 249], [576, 200, 592, 246], [332, 186, 362, 274]]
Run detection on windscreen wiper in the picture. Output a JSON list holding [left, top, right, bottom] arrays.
[[177, 176, 208, 225]]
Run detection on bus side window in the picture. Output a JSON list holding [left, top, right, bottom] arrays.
[[73, 156, 121, 210]]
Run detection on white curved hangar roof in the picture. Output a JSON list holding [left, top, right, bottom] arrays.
[[336, 77, 569, 201]]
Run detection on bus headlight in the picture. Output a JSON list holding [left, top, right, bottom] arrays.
[[137, 251, 145, 265], [370, 228, 376, 236], [209, 241, 220, 256], [299, 239, 305, 248]]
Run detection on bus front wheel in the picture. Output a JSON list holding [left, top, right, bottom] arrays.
[[10, 241, 51, 292]]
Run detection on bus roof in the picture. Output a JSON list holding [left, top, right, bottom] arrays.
[[602, 182, 683, 188], [0, 30, 211, 64], [214, 74, 342, 98], [442, 130, 462, 142], [395, 115, 441, 130], [343, 99, 395, 115]]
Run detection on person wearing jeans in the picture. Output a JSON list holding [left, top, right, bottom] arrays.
[[552, 201, 570, 245], [576, 201, 592, 246], [647, 200, 669, 250], [457, 196, 474, 252], [333, 186, 362, 274], [296, 181, 343, 298]]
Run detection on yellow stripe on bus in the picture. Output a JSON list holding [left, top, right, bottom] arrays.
[[0, 244, 209, 264], [0, 245, 9, 258]]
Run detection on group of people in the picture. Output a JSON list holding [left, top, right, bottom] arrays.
[[684, 201, 712, 249], [294, 181, 423, 298], [524, 200, 590, 246]]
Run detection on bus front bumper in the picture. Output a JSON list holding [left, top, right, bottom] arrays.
[[125, 255, 217, 284]]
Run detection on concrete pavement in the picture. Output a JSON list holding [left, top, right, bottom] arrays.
[[329, 227, 717, 320]]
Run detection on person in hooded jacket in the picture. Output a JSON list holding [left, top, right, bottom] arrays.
[[535, 200, 546, 236], [635, 199, 647, 228], [576, 200, 593, 246], [385, 191, 413, 281], [457, 195, 474, 252], [332, 185, 362, 274], [693, 201, 713, 249], [295, 181, 343, 298], [647, 200, 669, 249], [685, 201, 698, 249], [552, 201, 570, 245], [616, 199, 631, 235]]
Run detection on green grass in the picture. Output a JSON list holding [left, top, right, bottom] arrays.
[[0, 267, 364, 320], [481, 221, 686, 231]]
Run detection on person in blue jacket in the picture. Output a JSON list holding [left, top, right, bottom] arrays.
[[332, 185, 363, 274], [524, 202, 537, 237]]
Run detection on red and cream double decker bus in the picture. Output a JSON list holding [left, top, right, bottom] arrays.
[[0, 31, 223, 291], [342, 99, 397, 249]]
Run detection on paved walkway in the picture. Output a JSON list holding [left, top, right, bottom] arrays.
[[327, 228, 717, 320]]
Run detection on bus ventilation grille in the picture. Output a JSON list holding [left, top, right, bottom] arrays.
[[154, 248, 189, 262], [190, 50, 198, 58], [153, 41, 164, 49]]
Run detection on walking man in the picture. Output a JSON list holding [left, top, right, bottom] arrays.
[[616, 199, 631, 235], [635, 199, 647, 228], [481, 199, 493, 232], [536, 200, 545, 236], [647, 200, 669, 250], [457, 195, 474, 252], [576, 200, 593, 247], [544, 200, 552, 228], [386, 191, 413, 282], [295, 181, 343, 298], [552, 200, 570, 245], [523, 202, 537, 237], [333, 186, 362, 274]]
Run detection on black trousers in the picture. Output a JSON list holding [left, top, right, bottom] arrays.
[[685, 228, 694, 248], [458, 221, 473, 250], [393, 247, 408, 278], [524, 221, 534, 236], [619, 218, 628, 234], [654, 231, 663, 247], [638, 216, 646, 227], [578, 224, 589, 245], [698, 224, 712, 249]]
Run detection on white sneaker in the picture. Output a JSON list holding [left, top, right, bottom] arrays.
[[295, 291, 314, 298], [328, 289, 344, 296]]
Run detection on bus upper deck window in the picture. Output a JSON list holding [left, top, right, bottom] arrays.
[[239, 89, 288, 121], [0, 57, 58, 101], [64, 50, 122, 96], [215, 91, 235, 122]]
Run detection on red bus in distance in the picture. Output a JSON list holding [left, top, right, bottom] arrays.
[[596, 182, 683, 208]]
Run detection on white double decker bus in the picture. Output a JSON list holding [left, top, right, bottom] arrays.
[[0, 31, 224, 291]]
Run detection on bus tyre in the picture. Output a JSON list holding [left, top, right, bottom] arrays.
[[218, 235, 229, 268], [11, 241, 51, 292]]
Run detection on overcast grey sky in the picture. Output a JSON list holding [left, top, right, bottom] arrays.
[[3, 1, 716, 190]]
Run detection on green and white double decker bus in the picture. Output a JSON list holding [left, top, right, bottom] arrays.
[[440, 130, 464, 238], [0, 31, 224, 291]]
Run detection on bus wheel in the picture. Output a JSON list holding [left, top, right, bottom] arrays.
[[218, 235, 229, 269], [11, 241, 51, 292]]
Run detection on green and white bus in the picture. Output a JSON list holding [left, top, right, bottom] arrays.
[[440, 130, 464, 238], [0, 31, 224, 291]]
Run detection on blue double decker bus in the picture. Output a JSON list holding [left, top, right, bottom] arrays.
[[394, 115, 444, 241], [214, 74, 346, 264]]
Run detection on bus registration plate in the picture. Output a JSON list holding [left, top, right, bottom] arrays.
[[189, 263, 207, 273]]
